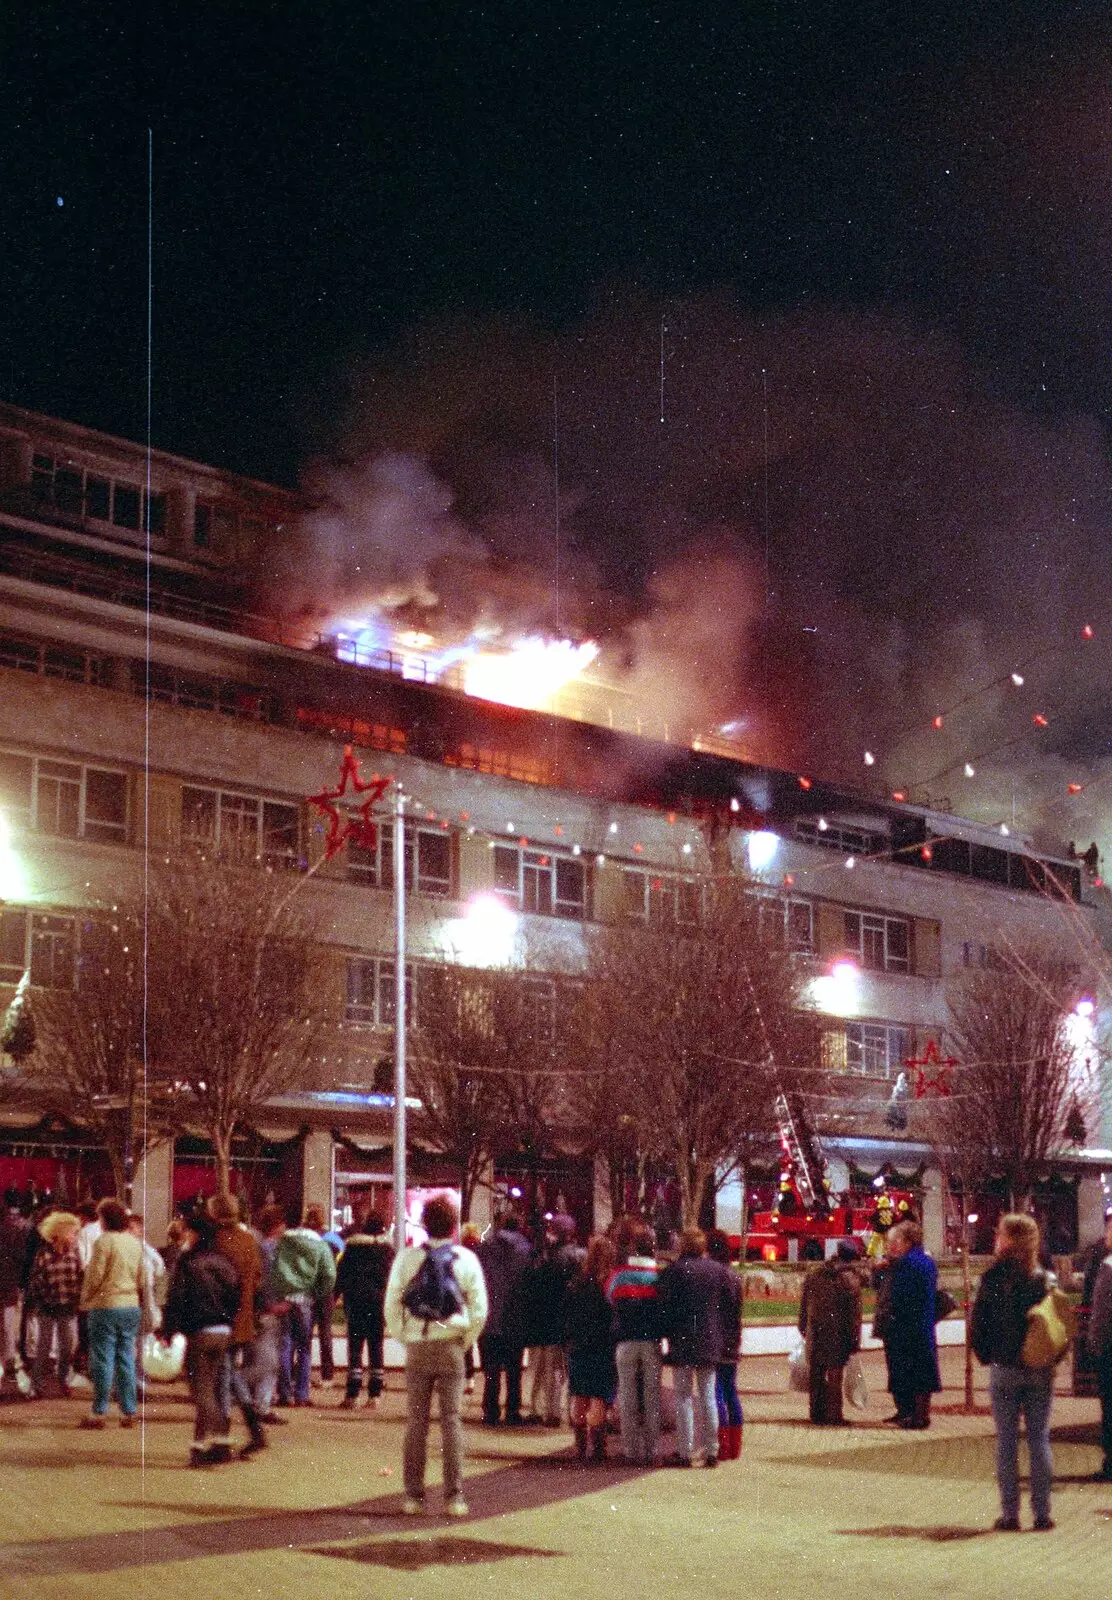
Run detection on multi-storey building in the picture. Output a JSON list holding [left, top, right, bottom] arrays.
[[0, 401, 1108, 1251]]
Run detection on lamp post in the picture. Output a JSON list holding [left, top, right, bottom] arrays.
[[392, 782, 407, 1251]]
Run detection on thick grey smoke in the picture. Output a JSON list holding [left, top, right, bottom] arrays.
[[258, 295, 1112, 856]]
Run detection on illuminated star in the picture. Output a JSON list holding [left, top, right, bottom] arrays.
[[307, 746, 391, 859], [904, 1039, 957, 1099]]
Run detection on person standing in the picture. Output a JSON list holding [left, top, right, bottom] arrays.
[[26, 1211, 83, 1397], [1085, 1211, 1112, 1482], [798, 1239, 862, 1427], [475, 1213, 531, 1425], [706, 1229, 745, 1459], [273, 1204, 336, 1406], [384, 1193, 488, 1518], [523, 1214, 580, 1427], [163, 1210, 243, 1466], [657, 1228, 735, 1468], [606, 1223, 662, 1465], [208, 1192, 266, 1455], [303, 1204, 340, 1387], [971, 1212, 1058, 1530], [251, 1203, 289, 1421], [78, 1198, 144, 1428], [336, 1209, 394, 1408], [0, 1187, 31, 1397], [564, 1235, 617, 1463], [877, 1220, 939, 1429]]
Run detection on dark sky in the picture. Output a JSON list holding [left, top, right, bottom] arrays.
[[3, 1, 1111, 479], [6, 2, 1112, 839]]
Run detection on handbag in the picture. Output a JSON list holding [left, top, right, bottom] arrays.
[[934, 1287, 957, 1322], [141, 1331, 187, 1382], [843, 1352, 868, 1410], [1021, 1286, 1077, 1368]]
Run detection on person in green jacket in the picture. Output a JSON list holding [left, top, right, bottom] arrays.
[[272, 1206, 336, 1406]]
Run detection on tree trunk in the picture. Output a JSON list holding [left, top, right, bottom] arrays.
[[961, 1238, 974, 1410], [213, 1126, 233, 1195], [107, 1144, 127, 1203]]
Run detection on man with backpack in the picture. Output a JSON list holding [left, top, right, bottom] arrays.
[[384, 1193, 488, 1518]]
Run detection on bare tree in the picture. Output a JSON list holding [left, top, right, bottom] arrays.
[[941, 954, 1098, 1212], [408, 962, 505, 1220], [579, 877, 819, 1227], [144, 857, 326, 1193], [29, 912, 176, 1200]]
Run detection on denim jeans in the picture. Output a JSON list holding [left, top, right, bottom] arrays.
[[989, 1362, 1054, 1523], [188, 1328, 232, 1445], [281, 1299, 313, 1402], [674, 1364, 718, 1460], [528, 1344, 568, 1423], [345, 1302, 385, 1399], [403, 1340, 466, 1501], [87, 1305, 142, 1416], [31, 1312, 77, 1393], [615, 1340, 662, 1463], [715, 1361, 743, 1428], [248, 1312, 282, 1412]]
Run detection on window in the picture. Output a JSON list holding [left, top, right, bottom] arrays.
[[492, 844, 588, 920], [844, 1021, 912, 1080], [797, 818, 886, 856], [181, 785, 300, 867], [0, 909, 75, 989], [756, 895, 814, 952], [622, 869, 703, 926], [347, 822, 454, 898], [345, 956, 419, 1027], [139, 662, 270, 719], [29, 454, 163, 536], [0, 632, 110, 685], [193, 501, 237, 554], [0, 753, 127, 844], [843, 910, 910, 973]]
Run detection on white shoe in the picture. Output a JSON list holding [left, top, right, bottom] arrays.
[[445, 1497, 469, 1518], [402, 1498, 425, 1516], [68, 1374, 92, 1391]]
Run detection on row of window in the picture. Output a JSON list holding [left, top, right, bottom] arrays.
[[0, 909, 78, 989], [0, 632, 112, 687], [31, 453, 166, 535], [344, 954, 560, 1038], [0, 751, 128, 844]]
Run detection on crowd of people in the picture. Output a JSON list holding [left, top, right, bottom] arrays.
[[2, 1183, 1112, 1533]]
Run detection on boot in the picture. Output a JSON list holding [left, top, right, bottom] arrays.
[[574, 1425, 589, 1462], [729, 1424, 743, 1459], [718, 1424, 730, 1461], [241, 1407, 267, 1458], [589, 1425, 607, 1464]]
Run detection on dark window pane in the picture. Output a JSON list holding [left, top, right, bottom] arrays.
[[0, 752, 33, 825], [85, 477, 111, 519], [181, 785, 217, 842], [886, 920, 909, 968], [36, 761, 81, 837], [29, 915, 74, 989], [554, 857, 585, 917], [84, 769, 128, 842], [0, 909, 27, 982], [146, 492, 167, 535], [493, 845, 520, 896], [262, 801, 299, 866], [194, 503, 212, 547], [415, 830, 451, 895], [112, 484, 141, 529], [623, 871, 647, 919], [54, 468, 83, 513]]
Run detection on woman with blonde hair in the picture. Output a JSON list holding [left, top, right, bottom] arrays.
[[971, 1212, 1056, 1532], [564, 1235, 617, 1462]]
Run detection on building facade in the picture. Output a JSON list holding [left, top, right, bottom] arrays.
[[0, 402, 1108, 1251]]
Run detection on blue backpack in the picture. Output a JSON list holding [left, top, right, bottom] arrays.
[[402, 1242, 465, 1325]]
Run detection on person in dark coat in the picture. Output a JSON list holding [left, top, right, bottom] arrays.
[[706, 1229, 745, 1459], [163, 1210, 245, 1466], [876, 1220, 940, 1429], [656, 1227, 738, 1467], [1085, 1212, 1112, 1483], [336, 1208, 394, 1407], [476, 1213, 532, 1425], [972, 1212, 1057, 1530], [564, 1234, 617, 1462], [799, 1240, 862, 1426], [0, 1188, 31, 1397], [522, 1215, 581, 1425]]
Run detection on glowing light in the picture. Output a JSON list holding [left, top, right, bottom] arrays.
[[892, 790, 906, 802], [608, 822, 618, 835], [863, 751, 875, 766], [845, 856, 855, 869], [798, 776, 812, 790], [463, 637, 600, 711], [0, 812, 30, 900], [920, 845, 933, 862], [964, 763, 975, 778], [746, 831, 779, 872], [1000, 824, 1010, 836], [1033, 713, 1049, 727], [729, 797, 740, 813], [682, 842, 692, 855], [440, 894, 519, 968], [967, 1213, 979, 1224], [1011, 672, 1024, 686], [1083, 624, 1094, 640], [1069, 783, 1083, 795], [1076, 998, 1095, 1018], [817, 817, 828, 832], [932, 715, 944, 730], [811, 958, 860, 1019]]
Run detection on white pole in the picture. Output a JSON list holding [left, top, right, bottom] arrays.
[[392, 782, 407, 1251]]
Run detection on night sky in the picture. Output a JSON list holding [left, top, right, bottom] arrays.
[[5, 2, 1112, 837]]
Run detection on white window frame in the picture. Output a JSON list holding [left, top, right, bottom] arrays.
[[0, 750, 128, 844], [844, 1020, 912, 1080], [492, 844, 588, 920], [622, 868, 703, 926], [30, 451, 166, 535], [843, 909, 910, 973], [181, 784, 300, 866], [755, 894, 814, 952], [0, 907, 76, 989], [344, 955, 421, 1027], [347, 821, 454, 898]]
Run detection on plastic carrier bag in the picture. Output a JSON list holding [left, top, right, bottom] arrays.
[[141, 1332, 187, 1383], [843, 1352, 868, 1410], [787, 1334, 810, 1393]]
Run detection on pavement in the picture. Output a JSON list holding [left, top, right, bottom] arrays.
[[0, 1347, 1109, 1600]]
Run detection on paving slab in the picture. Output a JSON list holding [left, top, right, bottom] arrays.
[[1, 1347, 1108, 1600]]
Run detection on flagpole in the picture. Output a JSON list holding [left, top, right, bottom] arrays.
[[392, 781, 407, 1251]]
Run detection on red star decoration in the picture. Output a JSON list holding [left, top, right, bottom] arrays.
[[307, 746, 391, 859], [905, 1038, 957, 1099]]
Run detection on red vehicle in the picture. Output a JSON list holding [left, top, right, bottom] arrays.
[[737, 1174, 918, 1261]]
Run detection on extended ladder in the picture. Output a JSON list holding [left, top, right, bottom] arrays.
[[774, 1090, 830, 1216]]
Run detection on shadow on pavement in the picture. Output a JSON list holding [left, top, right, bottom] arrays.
[[1, 1454, 643, 1577], [834, 1524, 989, 1542], [306, 1535, 562, 1569]]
